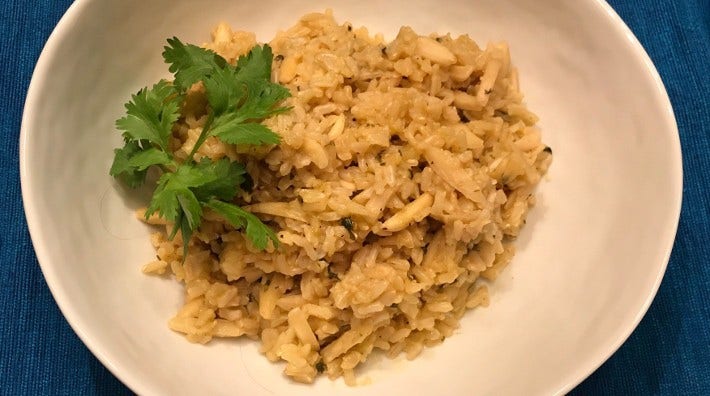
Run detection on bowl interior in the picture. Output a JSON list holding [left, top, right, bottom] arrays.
[[21, 0, 681, 395]]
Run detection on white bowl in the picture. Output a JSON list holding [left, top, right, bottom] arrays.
[[20, 0, 682, 395]]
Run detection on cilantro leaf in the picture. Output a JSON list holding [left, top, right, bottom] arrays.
[[235, 79, 292, 120], [235, 44, 273, 82], [201, 46, 289, 150], [163, 37, 227, 91], [110, 140, 149, 187], [115, 80, 180, 151], [212, 121, 280, 146], [143, 159, 246, 256], [113, 37, 288, 257], [203, 66, 245, 115], [206, 199, 279, 250], [168, 210, 194, 258], [125, 148, 172, 170], [190, 158, 246, 202], [145, 164, 206, 223], [110, 144, 173, 188], [176, 190, 202, 231], [202, 47, 288, 148], [178, 213, 193, 258], [146, 173, 201, 259]]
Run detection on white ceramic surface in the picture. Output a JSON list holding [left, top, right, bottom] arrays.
[[20, 0, 682, 395]]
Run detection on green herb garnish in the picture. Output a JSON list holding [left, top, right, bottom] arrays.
[[340, 216, 357, 240], [340, 217, 354, 231], [110, 38, 289, 256]]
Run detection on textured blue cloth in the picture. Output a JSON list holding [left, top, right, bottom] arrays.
[[1, 0, 708, 394]]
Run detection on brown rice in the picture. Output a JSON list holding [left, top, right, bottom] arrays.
[[140, 10, 552, 385]]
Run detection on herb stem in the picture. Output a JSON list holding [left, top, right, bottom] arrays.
[[187, 112, 215, 162]]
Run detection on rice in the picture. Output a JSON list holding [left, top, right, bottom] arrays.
[[141, 10, 552, 385]]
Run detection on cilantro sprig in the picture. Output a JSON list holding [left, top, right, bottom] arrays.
[[110, 38, 288, 256]]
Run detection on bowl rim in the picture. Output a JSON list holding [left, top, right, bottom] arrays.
[[19, 0, 683, 394]]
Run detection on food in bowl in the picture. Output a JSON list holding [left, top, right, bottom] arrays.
[[110, 10, 552, 385]]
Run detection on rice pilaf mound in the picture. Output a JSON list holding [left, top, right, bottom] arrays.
[[141, 11, 552, 385]]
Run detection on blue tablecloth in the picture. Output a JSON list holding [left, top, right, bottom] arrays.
[[1, 1, 708, 394]]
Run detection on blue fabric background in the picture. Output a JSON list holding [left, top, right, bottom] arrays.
[[1, 0, 708, 394]]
